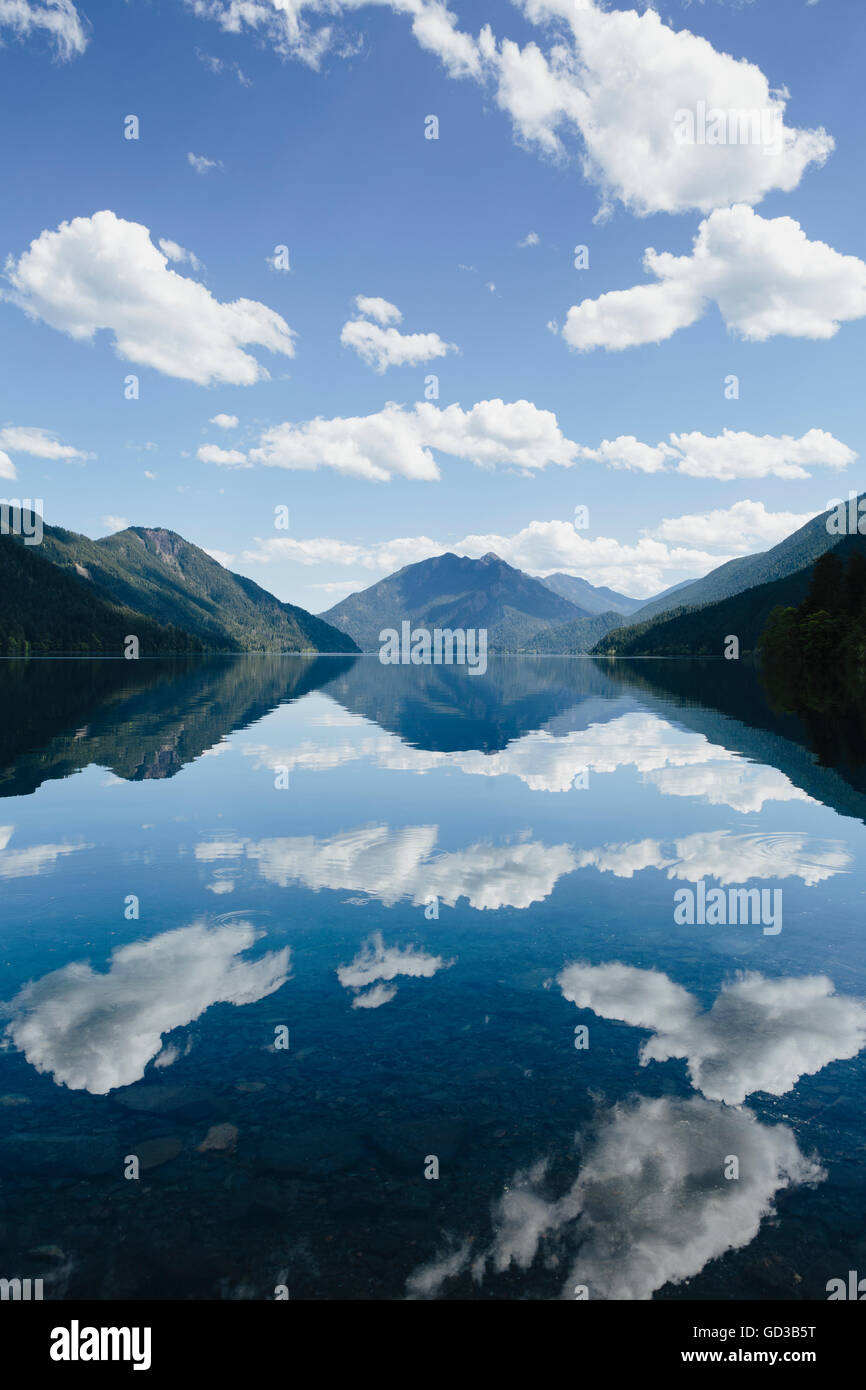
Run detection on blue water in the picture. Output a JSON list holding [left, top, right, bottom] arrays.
[[1, 655, 864, 1300]]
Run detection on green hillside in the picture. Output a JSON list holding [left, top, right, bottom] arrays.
[[0, 532, 199, 656], [519, 609, 624, 654], [630, 494, 866, 624], [592, 533, 866, 658], [30, 522, 358, 652]]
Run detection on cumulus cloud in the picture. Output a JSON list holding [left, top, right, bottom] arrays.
[[1, 920, 291, 1093], [3, 211, 296, 386], [352, 294, 402, 325], [0, 0, 88, 60], [518, 231, 539, 248], [562, 206, 866, 351], [649, 500, 814, 552], [195, 823, 576, 911], [189, 1, 831, 216], [407, 1095, 824, 1299], [246, 398, 579, 481], [209, 413, 239, 429], [237, 410, 853, 505], [340, 313, 456, 372], [582, 428, 854, 480], [337, 929, 454, 1007], [560, 962, 866, 1106]]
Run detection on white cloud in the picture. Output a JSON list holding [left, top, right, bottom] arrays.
[[240, 407, 852, 492], [0, 425, 91, 461], [407, 1095, 824, 1299], [101, 515, 129, 532], [4, 211, 296, 386], [0, 0, 88, 60], [489, 0, 832, 216], [650, 500, 814, 551], [559, 962, 866, 1106], [337, 930, 454, 1007], [562, 206, 866, 350], [341, 295, 457, 371], [518, 231, 539, 248], [341, 316, 456, 372], [197, 444, 250, 467], [353, 294, 402, 325], [247, 398, 579, 481], [209, 413, 239, 429], [187, 151, 223, 174], [1, 920, 290, 1094], [0, 450, 14, 479]]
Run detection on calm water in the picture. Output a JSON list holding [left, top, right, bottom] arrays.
[[1, 655, 865, 1301]]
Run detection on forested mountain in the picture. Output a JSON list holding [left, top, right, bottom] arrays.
[[320, 551, 590, 651], [592, 532, 866, 658], [627, 495, 865, 624], [0, 532, 198, 656], [1, 516, 357, 654]]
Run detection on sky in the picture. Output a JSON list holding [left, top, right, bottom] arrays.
[[0, 0, 864, 610]]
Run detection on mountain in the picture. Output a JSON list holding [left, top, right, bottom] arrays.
[[538, 573, 641, 616], [7, 518, 358, 654], [0, 531, 200, 656], [319, 551, 592, 651], [627, 495, 866, 625], [592, 531, 866, 658]]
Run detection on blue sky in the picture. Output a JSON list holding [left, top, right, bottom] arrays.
[[0, 0, 864, 609]]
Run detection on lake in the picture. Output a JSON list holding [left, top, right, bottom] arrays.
[[1, 655, 864, 1301]]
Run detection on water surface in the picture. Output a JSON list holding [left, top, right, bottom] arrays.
[[1, 655, 864, 1300]]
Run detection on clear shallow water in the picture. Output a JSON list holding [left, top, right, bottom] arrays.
[[1, 655, 865, 1300]]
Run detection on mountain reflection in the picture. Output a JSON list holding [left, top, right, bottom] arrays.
[[2, 655, 866, 824]]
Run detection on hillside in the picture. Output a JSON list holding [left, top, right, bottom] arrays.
[[319, 551, 589, 651], [628, 494, 865, 625], [519, 609, 624, 654], [30, 522, 358, 653], [592, 532, 866, 657], [0, 532, 200, 656]]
